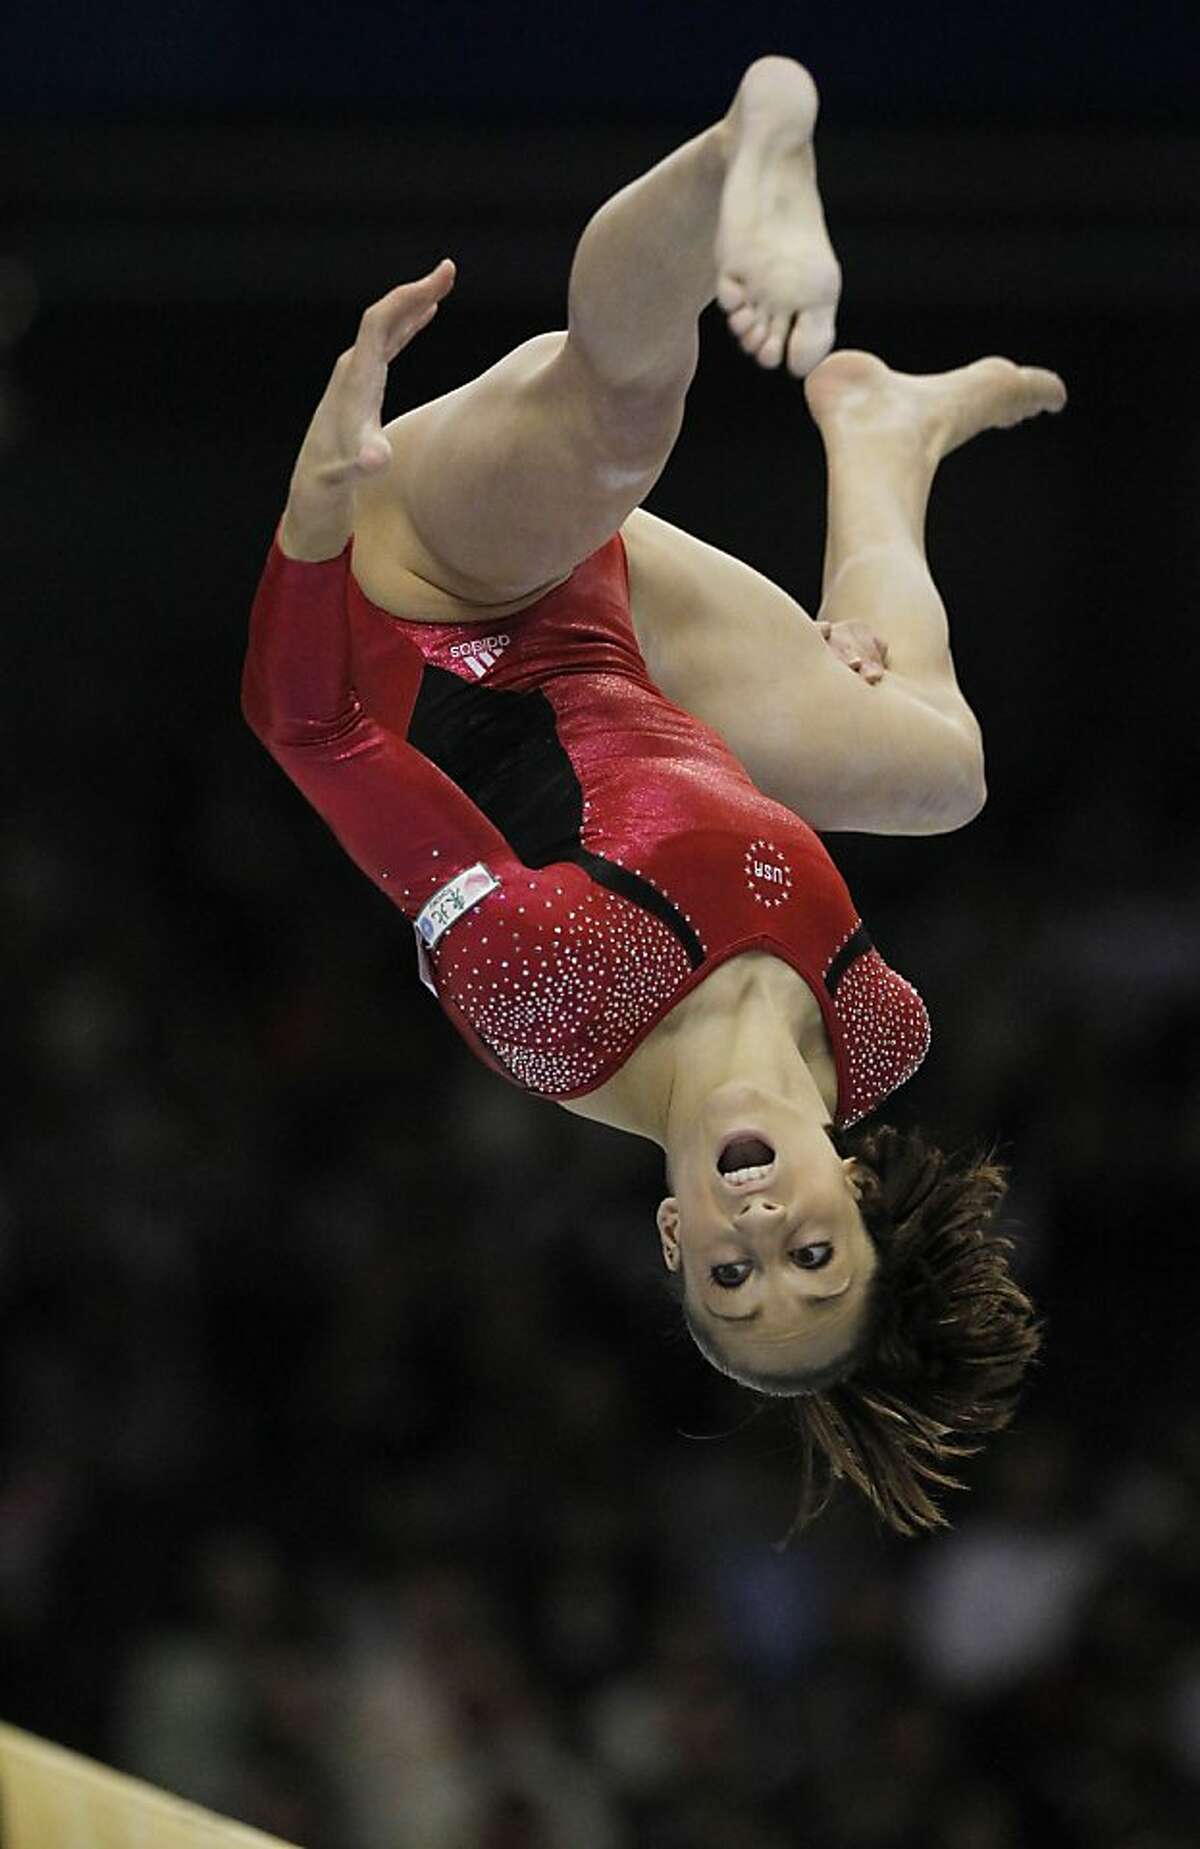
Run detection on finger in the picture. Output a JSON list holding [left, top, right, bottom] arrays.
[[331, 344, 388, 452], [359, 261, 456, 362], [366, 259, 456, 327], [334, 278, 446, 441]]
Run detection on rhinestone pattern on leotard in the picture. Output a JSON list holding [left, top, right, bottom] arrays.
[[830, 945, 932, 1127], [432, 882, 693, 1095]]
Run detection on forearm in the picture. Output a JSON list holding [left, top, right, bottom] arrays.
[[242, 538, 359, 742], [257, 706, 518, 912], [242, 538, 520, 915], [279, 483, 355, 562]]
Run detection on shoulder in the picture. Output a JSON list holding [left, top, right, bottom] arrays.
[[434, 866, 695, 1099], [833, 948, 932, 1126]]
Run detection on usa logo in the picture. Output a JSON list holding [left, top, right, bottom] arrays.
[[745, 838, 794, 909]]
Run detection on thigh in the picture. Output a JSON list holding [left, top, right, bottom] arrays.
[[352, 332, 687, 611], [622, 508, 984, 835]]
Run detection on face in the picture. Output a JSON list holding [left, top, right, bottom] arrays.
[[657, 1081, 878, 1377]]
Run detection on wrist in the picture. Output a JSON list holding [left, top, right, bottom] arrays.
[[278, 502, 354, 562], [279, 465, 356, 562]]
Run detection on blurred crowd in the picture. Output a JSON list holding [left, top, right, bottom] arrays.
[[2, 669, 1199, 1849], [3, 0, 1197, 1815]]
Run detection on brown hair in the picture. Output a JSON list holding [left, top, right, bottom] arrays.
[[672, 1123, 1043, 1539]]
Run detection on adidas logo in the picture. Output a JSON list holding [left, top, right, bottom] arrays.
[[449, 633, 511, 679]]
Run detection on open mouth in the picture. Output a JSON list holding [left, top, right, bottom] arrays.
[[716, 1133, 776, 1184]]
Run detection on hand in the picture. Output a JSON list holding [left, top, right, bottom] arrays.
[[817, 617, 889, 685], [280, 261, 456, 559], [299, 259, 457, 486]]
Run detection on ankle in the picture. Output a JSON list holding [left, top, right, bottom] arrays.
[[824, 431, 939, 512]]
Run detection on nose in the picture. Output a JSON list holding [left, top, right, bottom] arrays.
[[735, 1196, 784, 1221]]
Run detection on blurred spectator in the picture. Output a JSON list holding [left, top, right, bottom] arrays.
[[907, 1423, 1106, 1696]]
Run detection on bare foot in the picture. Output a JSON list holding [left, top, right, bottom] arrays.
[[804, 348, 1068, 463], [716, 57, 842, 377]]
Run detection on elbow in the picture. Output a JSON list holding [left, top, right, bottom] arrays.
[[240, 659, 272, 745], [240, 661, 362, 756], [240, 658, 299, 754], [903, 730, 987, 836]]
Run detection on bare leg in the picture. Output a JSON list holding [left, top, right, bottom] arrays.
[[569, 54, 840, 396], [356, 57, 842, 606], [613, 350, 1066, 833], [804, 351, 1067, 719]]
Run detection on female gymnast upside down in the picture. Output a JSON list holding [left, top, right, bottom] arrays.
[[243, 57, 1065, 1536]]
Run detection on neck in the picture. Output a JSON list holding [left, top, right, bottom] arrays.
[[624, 956, 834, 1148]]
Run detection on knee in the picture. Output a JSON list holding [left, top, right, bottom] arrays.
[[562, 318, 695, 442], [941, 771, 988, 832], [923, 728, 988, 833]]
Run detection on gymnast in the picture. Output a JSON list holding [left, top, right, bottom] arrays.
[[243, 57, 1064, 1535]]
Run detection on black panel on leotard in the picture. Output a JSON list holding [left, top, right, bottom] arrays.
[[409, 665, 583, 867], [824, 921, 873, 994], [408, 665, 704, 967], [574, 848, 704, 967]]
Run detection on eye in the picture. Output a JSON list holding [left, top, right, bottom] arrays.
[[791, 1242, 833, 1270], [710, 1260, 752, 1289]]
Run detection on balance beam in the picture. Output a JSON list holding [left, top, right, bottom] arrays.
[[0, 1723, 301, 1848]]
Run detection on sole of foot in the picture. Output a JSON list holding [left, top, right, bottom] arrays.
[[716, 56, 843, 378]]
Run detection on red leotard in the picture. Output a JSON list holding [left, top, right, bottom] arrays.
[[242, 530, 930, 1125]]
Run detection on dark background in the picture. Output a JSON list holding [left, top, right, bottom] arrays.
[[2, 6, 1199, 1846]]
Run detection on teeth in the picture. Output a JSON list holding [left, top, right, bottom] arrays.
[[724, 1164, 771, 1183]]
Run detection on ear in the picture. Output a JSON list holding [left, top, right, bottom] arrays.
[[842, 1157, 864, 1202], [657, 1197, 681, 1272]]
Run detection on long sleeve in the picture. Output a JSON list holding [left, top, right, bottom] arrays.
[[241, 536, 520, 916]]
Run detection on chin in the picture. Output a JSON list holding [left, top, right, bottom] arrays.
[[707, 1079, 776, 1112]]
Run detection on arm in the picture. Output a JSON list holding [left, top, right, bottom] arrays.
[[242, 267, 520, 911], [277, 259, 456, 562], [243, 537, 518, 913]]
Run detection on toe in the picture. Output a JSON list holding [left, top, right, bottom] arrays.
[[727, 302, 758, 338], [786, 303, 837, 378], [717, 275, 748, 315], [756, 313, 791, 369], [739, 313, 771, 357], [1028, 366, 1068, 412]]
